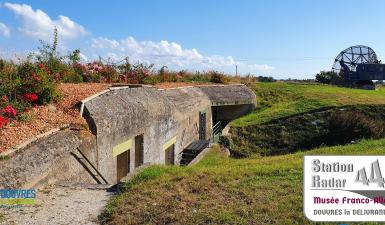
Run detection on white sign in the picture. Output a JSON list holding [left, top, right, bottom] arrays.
[[304, 156, 385, 222]]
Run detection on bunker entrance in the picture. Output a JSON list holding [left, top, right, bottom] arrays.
[[211, 104, 255, 142], [135, 134, 144, 168], [116, 151, 130, 181], [212, 104, 254, 127], [165, 144, 175, 165]]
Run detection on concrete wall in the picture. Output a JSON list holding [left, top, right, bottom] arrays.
[[0, 130, 98, 189], [82, 84, 256, 184]]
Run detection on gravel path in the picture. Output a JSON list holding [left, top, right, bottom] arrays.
[[0, 184, 115, 225]]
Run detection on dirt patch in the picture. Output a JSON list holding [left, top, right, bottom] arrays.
[[0, 184, 115, 225]]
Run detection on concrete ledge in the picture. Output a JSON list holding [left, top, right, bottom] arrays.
[[188, 146, 213, 166], [1, 124, 70, 157]]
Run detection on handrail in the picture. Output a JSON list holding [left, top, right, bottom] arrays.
[[210, 121, 222, 144], [212, 121, 222, 135]]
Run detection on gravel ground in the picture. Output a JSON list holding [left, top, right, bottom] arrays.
[[0, 83, 109, 153], [0, 184, 116, 225]]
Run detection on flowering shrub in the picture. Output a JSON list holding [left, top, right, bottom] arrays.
[[2, 105, 17, 117], [0, 116, 8, 129], [17, 62, 60, 105], [22, 93, 39, 103], [122, 63, 153, 84]]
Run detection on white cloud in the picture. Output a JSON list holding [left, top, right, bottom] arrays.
[[0, 2, 274, 74], [247, 64, 275, 71], [0, 22, 10, 37], [3, 2, 87, 40], [90, 36, 274, 73]]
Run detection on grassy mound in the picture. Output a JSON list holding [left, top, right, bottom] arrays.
[[232, 82, 385, 127], [229, 105, 385, 156], [101, 140, 385, 225], [228, 83, 385, 156]]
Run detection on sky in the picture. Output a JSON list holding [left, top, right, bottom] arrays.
[[0, 0, 385, 79]]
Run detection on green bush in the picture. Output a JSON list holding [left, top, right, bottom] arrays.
[[209, 71, 225, 83], [315, 71, 343, 84]]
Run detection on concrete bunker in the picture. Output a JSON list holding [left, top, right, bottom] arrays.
[[79, 84, 256, 184]]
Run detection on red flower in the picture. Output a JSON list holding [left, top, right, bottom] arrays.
[[0, 116, 9, 129], [22, 93, 39, 103], [2, 105, 17, 117], [39, 63, 45, 69], [34, 76, 41, 82]]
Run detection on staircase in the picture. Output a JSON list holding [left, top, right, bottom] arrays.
[[71, 148, 109, 184], [180, 140, 209, 166]]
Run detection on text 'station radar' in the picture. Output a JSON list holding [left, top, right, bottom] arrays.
[[304, 156, 385, 222]]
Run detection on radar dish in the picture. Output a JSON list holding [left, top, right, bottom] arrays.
[[332, 45, 378, 73]]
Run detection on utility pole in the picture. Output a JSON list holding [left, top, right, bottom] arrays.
[[236, 65, 238, 76]]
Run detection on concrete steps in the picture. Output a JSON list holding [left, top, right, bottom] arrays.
[[180, 140, 209, 166]]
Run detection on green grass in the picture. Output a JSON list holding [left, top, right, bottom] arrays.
[[232, 82, 385, 127], [103, 140, 385, 225]]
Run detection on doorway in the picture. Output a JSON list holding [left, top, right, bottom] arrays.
[[199, 111, 206, 140], [135, 134, 144, 168], [165, 144, 175, 165], [116, 151, 130, 181]]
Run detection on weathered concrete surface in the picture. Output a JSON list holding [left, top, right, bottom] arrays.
[[83, 86, 180, 184], [198, 84, 257, 106], [161, 87, 213, 162], [0, 130, 97, 189]]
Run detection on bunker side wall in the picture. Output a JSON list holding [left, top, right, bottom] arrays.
[[0, 130, 98, 189]]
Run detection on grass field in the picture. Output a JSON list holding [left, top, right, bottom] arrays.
[[102, 82, 385, 225], [232, 82, 385, 127]]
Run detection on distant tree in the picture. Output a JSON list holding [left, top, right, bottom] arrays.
[[315, 71, 343, 84], [257, 76, 276, 82]]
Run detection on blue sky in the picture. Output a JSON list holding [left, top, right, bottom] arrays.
[[0, 0, 385, 79]]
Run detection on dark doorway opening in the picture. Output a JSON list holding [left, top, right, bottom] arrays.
[[135, 134, 144, 168], [116, 151, 130, 181], [165, 144, 175, 165], [199, 111, 206, 140]]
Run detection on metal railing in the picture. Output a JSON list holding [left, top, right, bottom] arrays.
[[210, 121, 222, 144]]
